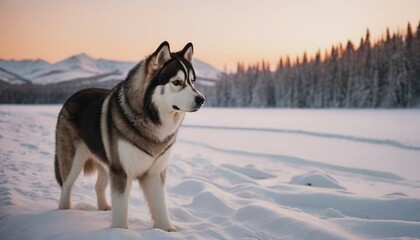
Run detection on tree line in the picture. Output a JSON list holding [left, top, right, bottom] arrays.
[[0, 78, 118, 104], [203, 22, 420, 108]]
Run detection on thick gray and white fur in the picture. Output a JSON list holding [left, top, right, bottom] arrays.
[[54, 42, 205, 232]]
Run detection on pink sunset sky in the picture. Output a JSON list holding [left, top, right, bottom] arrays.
[[1, 0, 419, 71]]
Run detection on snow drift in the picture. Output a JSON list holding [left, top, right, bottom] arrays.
[[1, 106, 420, 239]]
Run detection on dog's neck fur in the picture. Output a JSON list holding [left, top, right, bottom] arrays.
[[155, 109, 185, 141], [118, 79, 184, 142], [124, 61, 149, 116], [119, 52, 192, 142]]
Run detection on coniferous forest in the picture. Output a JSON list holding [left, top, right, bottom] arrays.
[[203, 22, 420, 108]]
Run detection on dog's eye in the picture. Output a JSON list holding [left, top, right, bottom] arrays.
[[172, 80, 181, 86]]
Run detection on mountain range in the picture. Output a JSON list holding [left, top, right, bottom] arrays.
[[0, 54, 220, 86]]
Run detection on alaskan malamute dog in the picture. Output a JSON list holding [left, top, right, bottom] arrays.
[[54, 42, 205, 231]]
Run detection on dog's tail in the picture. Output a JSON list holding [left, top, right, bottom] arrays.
[[54, 155, 95, 188], [83, 159, 96, 176], [54, 154, 63, 187]]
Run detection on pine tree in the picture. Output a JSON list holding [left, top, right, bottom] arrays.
[[385, 34, 410, 107], [360, 29, 375, 107], [312, 50, 323, 107], [413, 21, 420, 106], [405, 22, 416, 106]]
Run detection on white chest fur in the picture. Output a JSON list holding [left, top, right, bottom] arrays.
[[117, 139, 154, 177], [117, 139, 173, 178]]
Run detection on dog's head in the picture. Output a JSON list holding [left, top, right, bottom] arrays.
[[142, 41, 205, 114]]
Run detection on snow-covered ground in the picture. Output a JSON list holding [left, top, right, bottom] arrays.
[[1, 106, 420, 240]]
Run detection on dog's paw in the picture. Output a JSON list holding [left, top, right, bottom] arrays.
[[58, 203, 71, 210], [98, 205, 112, 211], [57, 206, 71, 210], [155, 224, 176, 232]]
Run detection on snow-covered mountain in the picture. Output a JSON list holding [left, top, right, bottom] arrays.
[[0, 54, 220, 86]]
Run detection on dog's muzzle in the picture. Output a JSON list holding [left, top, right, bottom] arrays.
[[190, 95, 205, 112], [195, 95, 205, 107], [172, 95, 205, 112]]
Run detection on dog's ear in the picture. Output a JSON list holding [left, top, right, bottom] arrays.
[[180, 42, 194, 63], [152, 41, 171, 70]]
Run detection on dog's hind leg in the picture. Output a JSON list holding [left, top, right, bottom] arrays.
[[58, 142, 89, 209], [95, 163, 111, 211]]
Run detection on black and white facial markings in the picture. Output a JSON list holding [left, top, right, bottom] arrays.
[[149, 43, 205, 114]]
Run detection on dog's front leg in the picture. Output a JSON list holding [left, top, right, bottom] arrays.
[[140, 169, 175, 232], [110, 167, 132, 229]]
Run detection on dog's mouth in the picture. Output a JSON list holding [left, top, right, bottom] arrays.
[[172, 105, 201, 112]]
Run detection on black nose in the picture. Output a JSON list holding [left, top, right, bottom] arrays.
[[195, 96, 205, 106]]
